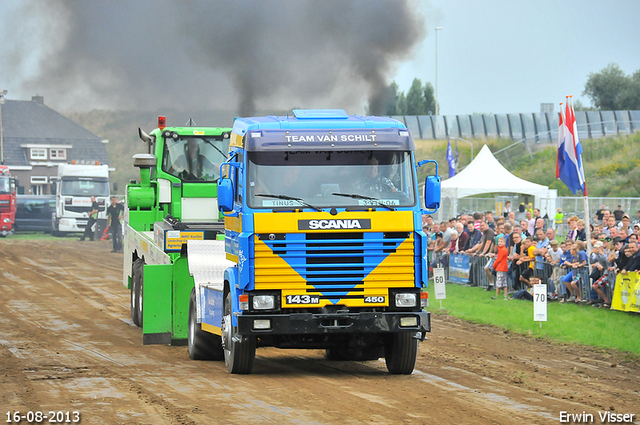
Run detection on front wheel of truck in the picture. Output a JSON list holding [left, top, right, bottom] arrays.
[[188, 288, 224, 361], [384, 332, 418, 374], [222, 292, 255, 374]]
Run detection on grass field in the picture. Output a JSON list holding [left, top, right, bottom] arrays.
[[426, 282, 640, 356], [5, 233, 639, 356], [5, 232, 71, 241]]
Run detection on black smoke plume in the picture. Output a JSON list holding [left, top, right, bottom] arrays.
[[2, 0, 426, 115]]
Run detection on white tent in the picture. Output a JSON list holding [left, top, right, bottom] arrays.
[[438, 145, 556, 220]]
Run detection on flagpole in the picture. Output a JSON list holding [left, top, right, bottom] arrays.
[[569, 96, 593, 273]]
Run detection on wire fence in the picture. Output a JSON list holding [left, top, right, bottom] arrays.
[[392, 111, 640, 142]]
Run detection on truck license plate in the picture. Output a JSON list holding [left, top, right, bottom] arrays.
[[285, 295, 320, 305]]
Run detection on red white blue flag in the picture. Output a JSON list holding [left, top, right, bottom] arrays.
[[556, 96, 587, 195]]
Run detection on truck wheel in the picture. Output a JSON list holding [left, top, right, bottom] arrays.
[[131, 259, 144, 327], [384, 332, 418, 374], [188, 288, 224, 361], [221, 292, 255, 374], [130, 279, 137, 326], [136, 265, 144, 327]]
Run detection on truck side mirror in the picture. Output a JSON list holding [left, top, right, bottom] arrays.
[[218, 178, 234, 212], [113, 182, 118, 193], [424, 175, 441, 211]]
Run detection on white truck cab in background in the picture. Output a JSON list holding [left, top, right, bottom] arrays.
[[53, 163, 110, 235]]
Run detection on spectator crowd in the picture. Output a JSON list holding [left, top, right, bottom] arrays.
[[423, 204, 640, 308]]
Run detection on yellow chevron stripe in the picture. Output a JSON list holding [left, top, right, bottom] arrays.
[[254, 210, 414, 233]]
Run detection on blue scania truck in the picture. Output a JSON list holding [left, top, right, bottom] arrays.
[[187, 109, 440, 374]]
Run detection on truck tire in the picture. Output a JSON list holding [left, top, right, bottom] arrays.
[[222, 292, 255, 374], [136, 264, 144, 327], [188, 288, 224, 361], [384, 332, 418, 374], [131, 259, 144, 327]]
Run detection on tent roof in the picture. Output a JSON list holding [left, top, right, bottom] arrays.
[[441, 144, 549, 199]]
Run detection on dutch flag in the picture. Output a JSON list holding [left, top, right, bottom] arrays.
[[556, 96, 587, 195]]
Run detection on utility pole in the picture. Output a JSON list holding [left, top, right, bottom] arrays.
[[0, 90, 6, 165], [435, 27, 442, 116]]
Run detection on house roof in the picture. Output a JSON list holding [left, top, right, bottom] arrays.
[[1, 98, 110, 167]]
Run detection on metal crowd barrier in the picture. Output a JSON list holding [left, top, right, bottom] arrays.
[[429, 249, 450, 282], [430, 250, 617, 302]]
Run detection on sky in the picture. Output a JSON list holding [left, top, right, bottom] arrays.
[[394, 0, 640, 115], [0, 0, 639, 116]]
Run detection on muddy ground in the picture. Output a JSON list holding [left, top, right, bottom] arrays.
[[0, 239, 638, 424]]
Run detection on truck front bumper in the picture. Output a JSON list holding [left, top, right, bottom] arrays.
[[237, 311, 430, 336]]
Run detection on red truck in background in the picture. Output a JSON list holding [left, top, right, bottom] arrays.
[[0, 165, 17, 237]]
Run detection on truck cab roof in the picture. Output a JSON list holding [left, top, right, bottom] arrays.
[[232, 109, 407, 135], [232, 110, 413, 152]]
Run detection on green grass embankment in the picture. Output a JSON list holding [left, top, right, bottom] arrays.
[[426, 283, 640, 355]]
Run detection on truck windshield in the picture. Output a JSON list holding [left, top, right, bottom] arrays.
[[162, 136, 229, 182], [61, 178, 109, 197], [247, 150, 416, 209], [0, 177, 10, 194]]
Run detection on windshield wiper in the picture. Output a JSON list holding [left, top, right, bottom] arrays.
[[255, 193, 322, 212], [331, 192, 395, 211]]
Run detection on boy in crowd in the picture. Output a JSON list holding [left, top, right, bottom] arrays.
[[565, 216, 579, 242], [491, 237, 509, 300], [515, 238, 535, 288], [545, 239, 563, 297], [560, 241, 588, 303], [589, 241, 611, 308], [510, 275, 543, 301]]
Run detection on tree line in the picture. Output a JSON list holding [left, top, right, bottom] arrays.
[[582, 63, 640, 111], [373, 62, 640, 115], [374, 78, 436, 116]]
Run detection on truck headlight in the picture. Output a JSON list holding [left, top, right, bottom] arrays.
[[252, 295, 275, 310], [395, 293, 417, 308], [3, 218, 10, 223]]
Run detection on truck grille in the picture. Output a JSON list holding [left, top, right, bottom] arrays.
[[64, 206, 93, 214], [0, 200, 10, 213], [254, 232, 415, 297]]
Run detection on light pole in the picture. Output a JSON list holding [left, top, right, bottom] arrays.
[[435, 27, 442, 116], [0, 90, 6, 165]]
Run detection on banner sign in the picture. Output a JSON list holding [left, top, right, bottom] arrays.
[[448, 253, 470, 284], [611, 272, 640, 313]]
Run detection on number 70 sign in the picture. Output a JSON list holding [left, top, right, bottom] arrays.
[[533, 284, 547, 322]]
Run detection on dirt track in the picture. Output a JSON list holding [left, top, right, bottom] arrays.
[[1, 239, 638, 425]]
